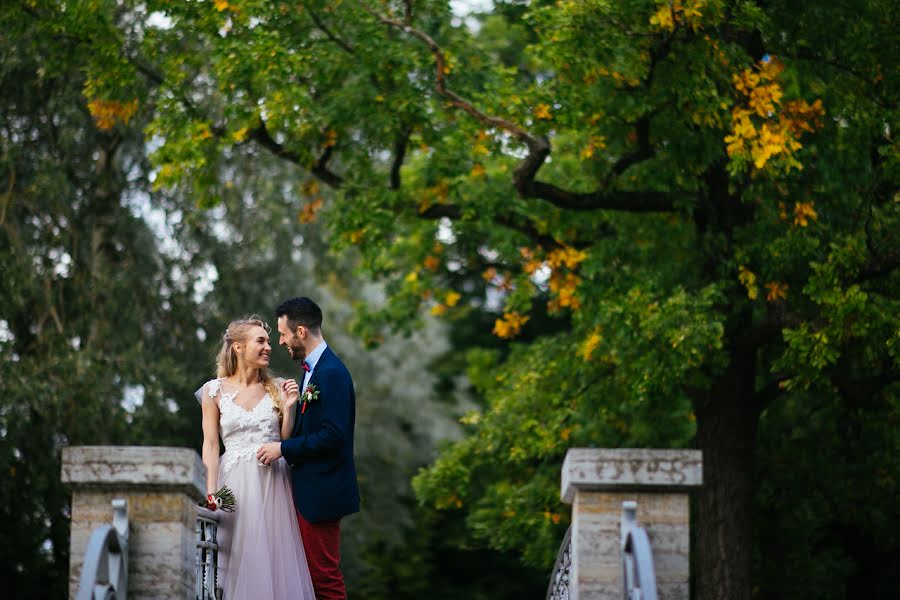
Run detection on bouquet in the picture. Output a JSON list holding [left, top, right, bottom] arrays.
[[202, 485, 236, 512]]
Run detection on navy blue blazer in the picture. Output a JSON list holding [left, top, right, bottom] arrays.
[[281, 346, 360, 523]]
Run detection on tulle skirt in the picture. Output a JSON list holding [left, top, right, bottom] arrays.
[[216, 457, 315, 600]]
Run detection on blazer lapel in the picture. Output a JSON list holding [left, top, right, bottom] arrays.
[[294, 347, 333, 434]]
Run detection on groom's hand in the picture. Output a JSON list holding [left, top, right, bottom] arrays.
[[256, 442, 283, 466]]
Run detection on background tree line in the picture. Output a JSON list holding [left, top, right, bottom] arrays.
[[2, 1, 898, 599]]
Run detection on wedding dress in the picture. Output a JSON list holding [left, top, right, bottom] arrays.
[[199, 378, 316, 600]]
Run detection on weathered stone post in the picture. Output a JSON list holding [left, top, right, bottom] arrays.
[[561, 448, 703, 600], [62, 446, 205, 600]]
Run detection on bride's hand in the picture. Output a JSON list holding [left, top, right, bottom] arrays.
[[281, 378, 300, 408]]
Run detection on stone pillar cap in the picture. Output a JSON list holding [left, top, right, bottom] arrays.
[[61, 446, 205, 500], [561, 448, 702, 503]]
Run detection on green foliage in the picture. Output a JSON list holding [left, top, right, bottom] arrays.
[[0, 6, 205, 593]]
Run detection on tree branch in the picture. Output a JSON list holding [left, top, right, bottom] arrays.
[[754, 375, 789, 412], [390, 126, 411, 190], [832, 369, 900, 408], [418, 204, 560, 249], [370, 11, 542, 149], [368, 6, 677, 214], [249, 122, 344, 188], [304, 2, 356, 54], [519, 182, 676, 212], [609, 113, 654, 179], [856, 248, 900, 284]]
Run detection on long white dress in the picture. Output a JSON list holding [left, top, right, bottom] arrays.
[[199, 378, 316, 600]]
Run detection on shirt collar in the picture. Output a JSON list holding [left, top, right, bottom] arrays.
[[304, 340, 327, 373]]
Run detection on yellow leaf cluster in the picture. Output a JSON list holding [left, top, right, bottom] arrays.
[[231, 126, 250, 142], [445, 291, 461, 307], [322, 129, 337, 148], [765, 281, 789, 302], [547, 246, 588, 269], [725, 58, 824, 172], [738, 265, 758, 300], [195, 123, 213, 141], [578, 329, 603, 361], [493, 312, 530, 339], [417, 180, 450, 213], [534, 103, 553, 120], [649, 1, 705, 32], [543, 511, 563, 525], [436, 494, 463, 509], [793, 201, 818, 227], [348, 228, 365, 244], [649, 4, 675, 30], [87, 98, 139, 130], [423, 255, 441, 271], [522, 246, 588, 313], [301, 179, 320, 197], [748, 82, 783, 117], [298, 198, 323, 224], [548, 272, 581, 311], [580, 135, 607, 159]]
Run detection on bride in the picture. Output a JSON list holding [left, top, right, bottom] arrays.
[[197, 315, 315, 599]]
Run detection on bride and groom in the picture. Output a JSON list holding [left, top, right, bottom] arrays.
[[198, 296, 359, 599]]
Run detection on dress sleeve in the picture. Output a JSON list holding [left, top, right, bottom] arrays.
[[195, 379, 221, 407]]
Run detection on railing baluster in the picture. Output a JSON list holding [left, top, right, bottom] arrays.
[[76, 499, 128, 600], [621, 501, 658, 600], [546, 525, 572, 600], [196, 506, 221, 600]]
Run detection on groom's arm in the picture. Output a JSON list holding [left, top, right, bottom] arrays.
[[281, 367, 352, 464]]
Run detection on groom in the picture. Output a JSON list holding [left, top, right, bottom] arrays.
[[257, 296, 360, 600]]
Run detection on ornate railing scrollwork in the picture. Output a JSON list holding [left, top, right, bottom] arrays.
[[196, 506, 222, 600], [620, 501, 658, 600], [546, 524, 572, 600], [76, 498, 128, 600]]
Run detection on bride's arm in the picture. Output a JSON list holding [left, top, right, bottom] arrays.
[[280, 402, 297, 440], [200, 387, 221, 496]]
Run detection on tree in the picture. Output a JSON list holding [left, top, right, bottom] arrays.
[[51, 0, 898, 598], [0, 6, 217, 595]]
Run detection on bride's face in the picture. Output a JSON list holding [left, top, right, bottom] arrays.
[[237, 325, 271, 368]]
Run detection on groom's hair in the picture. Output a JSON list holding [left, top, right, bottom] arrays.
[[275, 297, 323, 334]]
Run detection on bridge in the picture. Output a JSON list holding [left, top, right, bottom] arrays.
[[62, 446, 702, 599]]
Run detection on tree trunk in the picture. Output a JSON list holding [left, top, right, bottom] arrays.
[[692, 358, 760, 600]]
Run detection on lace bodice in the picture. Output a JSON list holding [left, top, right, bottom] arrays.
[[204, 378, 281, 476]]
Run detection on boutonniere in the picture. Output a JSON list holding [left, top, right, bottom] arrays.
[[300, 384, 320, 414]]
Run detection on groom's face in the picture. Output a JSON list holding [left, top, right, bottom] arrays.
[[277, 315, 306, 361]]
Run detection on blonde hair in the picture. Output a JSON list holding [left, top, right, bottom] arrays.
[[215, 315, 283, 418]]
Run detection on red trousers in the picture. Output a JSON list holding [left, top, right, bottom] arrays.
[[297, 510, 346, 600]]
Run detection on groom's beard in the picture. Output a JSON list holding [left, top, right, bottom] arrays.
[[286, 338, 306, 361]]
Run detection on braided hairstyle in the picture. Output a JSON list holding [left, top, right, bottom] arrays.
[[215, 315, 283, 419]]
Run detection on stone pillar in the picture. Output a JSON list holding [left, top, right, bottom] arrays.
[[62, 446, 205, 600], [561, 448, 702, 600]]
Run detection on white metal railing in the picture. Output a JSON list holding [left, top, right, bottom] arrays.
[[620, 501, 658, 600], [547, 501, 659, 600], [76, 498, 128, 600], [195, 506, 222, 600], [546, 524, 572, 600]]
